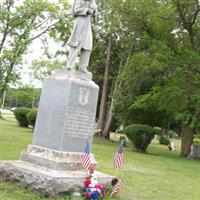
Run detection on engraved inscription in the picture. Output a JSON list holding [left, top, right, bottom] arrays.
[[64, 106, 95, 138]]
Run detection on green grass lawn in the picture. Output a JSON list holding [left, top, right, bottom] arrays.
[[0, 111, 200, 200]]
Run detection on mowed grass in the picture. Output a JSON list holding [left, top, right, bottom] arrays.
[[0, 111, 200, 200]]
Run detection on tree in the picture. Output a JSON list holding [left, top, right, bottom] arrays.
[[114, 0, 200, 156], [32, 59, 67, 82], [0, 0, 70, 100], [4, 85, 40, 108], [97, 31, 113, 137], [91, 0, 139, 139], [172, 0, 200, 50]]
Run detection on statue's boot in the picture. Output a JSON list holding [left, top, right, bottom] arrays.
[[80, 66, 92, 76], [80, 50, 92, 76]]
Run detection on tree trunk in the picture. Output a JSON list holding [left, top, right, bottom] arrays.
[[1, 90, 6, 109], [0, 67, 4, 100], [97, 31, 112, 137], [188, 28, 195, 49], [0, 90, 4, 100], [180, 125, 193, 157], [161, 127, 168, 136], [0, 88, 4, 118], [102, 39, 135, 139], [102, 106, 113, 140]]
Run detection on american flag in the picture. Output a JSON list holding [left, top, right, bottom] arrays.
[[114, 141, 124, 168], [81, 140, 92, 171], [110, 179, 123, 197]]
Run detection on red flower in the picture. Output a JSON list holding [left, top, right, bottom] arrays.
[[85, 192, 91, 199], [95, 184, 104, 191], [95, 184, 105, 196], [84, 179, 91, 188]]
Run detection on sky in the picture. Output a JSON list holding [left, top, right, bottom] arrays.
[[18, 0, 73, 88]]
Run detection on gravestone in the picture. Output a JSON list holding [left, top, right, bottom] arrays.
[[119, 136, 127, 147], [188, 143, 200, 159], [0, 70, 113, 196]]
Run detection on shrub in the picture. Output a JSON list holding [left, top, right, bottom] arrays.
[[123, 124, 155, 152], [14, 107, 32, 127], [193, 137, 200, 144], [159, 135, 170, 145], [27, 109, 37, 127]]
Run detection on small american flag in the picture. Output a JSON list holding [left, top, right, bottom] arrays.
[[81, 140, 92, 171], [114, 141, 124, 168], [110, 179, 123, 197]]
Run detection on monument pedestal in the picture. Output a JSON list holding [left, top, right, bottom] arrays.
[[0, 70, 113, 196], [33, 69, 99, 152]]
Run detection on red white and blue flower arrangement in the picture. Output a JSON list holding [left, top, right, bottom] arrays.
[[83, 171, 106, 200]]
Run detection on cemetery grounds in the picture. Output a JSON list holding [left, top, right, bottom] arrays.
[[0, 110, 200, 200]]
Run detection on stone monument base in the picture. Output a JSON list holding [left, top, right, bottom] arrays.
[[0, 160, 113, 197], [20, 145, 97, 171]]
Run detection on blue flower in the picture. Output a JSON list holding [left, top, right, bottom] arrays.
[[90, 190, 99, 200]]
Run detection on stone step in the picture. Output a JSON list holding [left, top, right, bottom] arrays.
[[0, 160, 113, 197], [20, 145, 97, 171]]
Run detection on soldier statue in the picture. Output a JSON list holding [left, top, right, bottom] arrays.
[[67, 0, 98, 76]]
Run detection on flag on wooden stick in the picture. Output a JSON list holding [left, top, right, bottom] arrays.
[[81, 140, 92, 172], [114, 141, 124, 169]]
